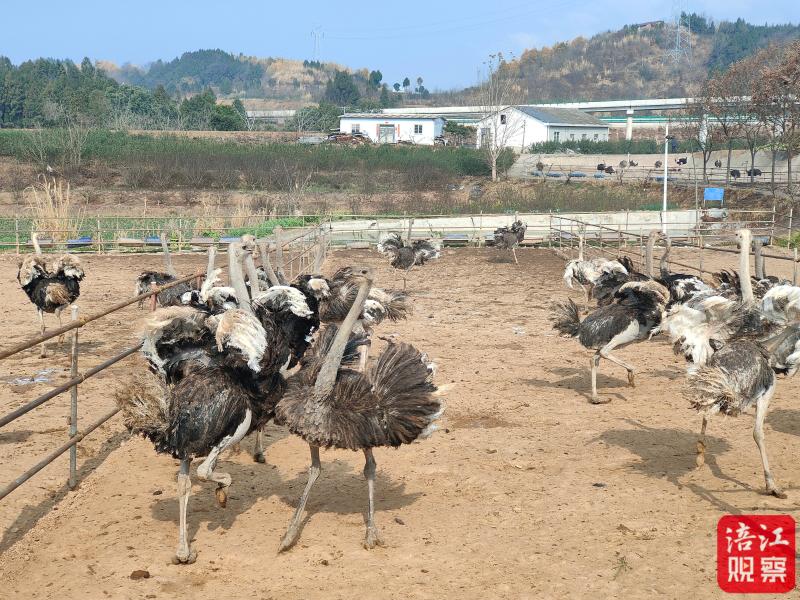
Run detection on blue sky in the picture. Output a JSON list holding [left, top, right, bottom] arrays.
[[2, 0, 798, 89]]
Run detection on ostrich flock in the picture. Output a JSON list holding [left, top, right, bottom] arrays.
[[16, 229, 445, 564], [555, 228, 800, 499], [14, 219, 800, 565]]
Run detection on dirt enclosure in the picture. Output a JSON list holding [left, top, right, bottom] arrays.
[[1, 246, 800, 599]]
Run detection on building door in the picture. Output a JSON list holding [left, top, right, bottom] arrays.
[[378, 124, 395, 144]]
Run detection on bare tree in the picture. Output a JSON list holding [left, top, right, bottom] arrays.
[[705, 77, 743, 185], [679, 98, 719, 183], [753, 41, 800, 192], [475, 54, 524, 181], [233, 102, 259, 132]]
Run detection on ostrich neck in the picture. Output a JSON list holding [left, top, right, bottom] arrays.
[[161, 235, 176, 276], [406, 218, 415, 244], [577, 233, 585, 261], [244, 253, 262, 294], [645, 230, 659, 277], [754, 242, 764, 279], [31, 233, 42, 256], [259, 241, 280, 286], [314, 278, 372, 398], [205, 246, 216, 282], [739, 231, 754, 304], [659, 239, 671, 277], [228, 246, 254, 315]]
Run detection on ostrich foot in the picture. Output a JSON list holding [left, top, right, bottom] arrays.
[[364, 526, 385, 549], [278, 524, 302, 553], [253, 451, 266, 464], [627, 371, 636, 387], [695, 441, 706, 468], [172, 549, 197, 565], [768, 486, 788, 500], [214, 485, 228, 508]]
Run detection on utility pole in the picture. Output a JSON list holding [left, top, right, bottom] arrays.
[[663, 122, 671, 234]]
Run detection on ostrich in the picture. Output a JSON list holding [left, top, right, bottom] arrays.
[[377, 228, 440, 289], [676, 157, 688, 165], [562, 230, 631, 305], [134, 233, 193, 310], [591, 256, 650, 307], [688, 230, 789, 498], [118, 242, 325, 563], [274, 267, 441, 551], [320, 266, 411, 370], [730, 169, 741, 180], [714, 159, 722, 168], [492, 220, 527, 264], [552, 279, 669, 403], [656, 235, 713, 304], [17, 233, 85, 357], [655, 160, 662, 169]]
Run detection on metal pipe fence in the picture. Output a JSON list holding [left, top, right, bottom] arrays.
[[0, 227, 328, 502]]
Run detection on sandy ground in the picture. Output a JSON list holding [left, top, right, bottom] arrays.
[[1, 246, 799, 599]]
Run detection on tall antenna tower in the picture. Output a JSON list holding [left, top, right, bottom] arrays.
[[664, 0, 692, 67], [311, 27, 324, 61]]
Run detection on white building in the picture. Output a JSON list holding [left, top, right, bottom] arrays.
[[475, 106, 609, 151], [339, 113, 445, 145]]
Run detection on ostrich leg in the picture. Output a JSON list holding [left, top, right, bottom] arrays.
[[753, 386, 786, 499], [589, 353, 608, 404], [511, 247, 518, 265], [55, 307, 64, 346], [696, 414, 709, 468], [252, 428, 266, 463], [363, 448, 384, 549], [174, 459, 197, 564], [196, 409, 251, 508], [278, 445, 321, 552], [38, 309, 47, 358]]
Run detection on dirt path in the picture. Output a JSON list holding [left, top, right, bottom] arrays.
[[1, 247, 799, 599]]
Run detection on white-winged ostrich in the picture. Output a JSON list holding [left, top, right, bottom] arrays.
[[688, 229, 788, 498], [117, 243, 323, 563], [17, 232, 85, 357], [493, 220, 527, 264], [552, 279, 669, 403], [377, 228, 440, 289], [562, 230, 631, 305], [274, 268, 441, 551]]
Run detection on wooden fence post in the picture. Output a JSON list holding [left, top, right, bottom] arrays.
[[15, 217, 20, 255]]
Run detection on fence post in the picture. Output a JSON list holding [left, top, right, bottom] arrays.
[[274, 226, 285, 281], [770, 202, 777, 245], [699, 234, 704, 274], [68, 305, 79, 489], [96, 219, 103, 254], [788, 207, 794, 248], [15, 217, 20, 255], [794, 248, 798, 286], [178, 218, 183, 253]]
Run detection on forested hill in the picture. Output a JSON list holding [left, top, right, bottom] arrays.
[[501, 15, 800, 102]]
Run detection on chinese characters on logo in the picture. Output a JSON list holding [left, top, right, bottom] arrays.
[[718, 515, 795, 593]]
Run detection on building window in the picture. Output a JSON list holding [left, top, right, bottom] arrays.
[[414, 124, 423, 134], [581, 133, 587, 140], [351, 124, 360, 134], [593, 133, 598, 141], [553, 131, 560, 142], [500, 114, 507, 125], [569, 133, 575, 141]]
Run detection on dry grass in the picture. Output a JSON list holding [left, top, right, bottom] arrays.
[[192, 194, 258, 237], [25, 176, 85, 244]]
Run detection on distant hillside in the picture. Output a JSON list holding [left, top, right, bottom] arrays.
[[499, 16, 800, 102], [100, 49, 379, 104]]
